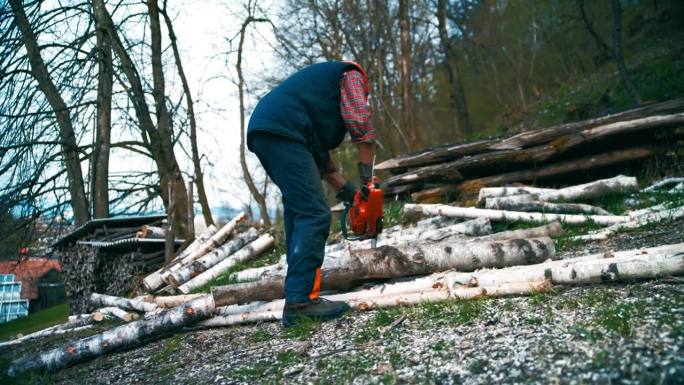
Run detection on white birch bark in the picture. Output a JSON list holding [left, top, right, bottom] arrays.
[[93, 307, 136, 322], [90, 293, 157, 313], [148, 294, 207, 308], [477, 186, 556, 204], [573, 205, 684, 241], [0, 325, 94, 348], [177, 233, 275, 294], [471, 221, 564, 242], [8, 296, 216, 376], [171, 212, 247, 266], [143, 224, 218, 292], [403, 203, 629, 226], [484, 198, 611, 215], [642, 177, 684, 192], [164, 228, 259, 287], [136, 225, 166, 239]]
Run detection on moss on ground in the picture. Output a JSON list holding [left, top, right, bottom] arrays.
[[0, 304, 69, 341]]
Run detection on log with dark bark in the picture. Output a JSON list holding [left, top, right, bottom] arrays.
[[8, 296, 215, 376], [211, 237, 554, 306]]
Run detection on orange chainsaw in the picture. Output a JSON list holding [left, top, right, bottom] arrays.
[[340, 177, 384, 248]]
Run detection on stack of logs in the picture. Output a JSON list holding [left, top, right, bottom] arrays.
[[376, 99, 684, 202], [6, 175, 684, 376]]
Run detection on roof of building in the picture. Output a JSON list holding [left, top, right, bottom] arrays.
[[0, 258, 61, 300], [52, 215, 167, 248]]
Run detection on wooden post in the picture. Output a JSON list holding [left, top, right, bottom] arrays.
[[187, 180, 195, 239], [165, 183, 175, 263]]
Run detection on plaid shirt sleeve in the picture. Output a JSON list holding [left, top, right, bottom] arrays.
[[340, 70, 375, 144]]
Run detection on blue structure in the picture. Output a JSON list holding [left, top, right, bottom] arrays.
[[0, 274, 29, 323]]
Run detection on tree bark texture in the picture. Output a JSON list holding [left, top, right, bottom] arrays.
[[611, 0, 641, 106], [90, 293, 157, 313], [8, 297, 215, 376], [403, 204, 629, 226], [484, 199, 610, 215], [399, 0, 420, 149], [91, 0, 113, 219], [9, 0, 90, 225], [177, 233, 275, 294]]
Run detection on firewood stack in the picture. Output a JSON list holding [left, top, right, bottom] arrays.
[[53, 215, 183, 314], [9, 176, 684, 376], [376, 99, 684, 202]]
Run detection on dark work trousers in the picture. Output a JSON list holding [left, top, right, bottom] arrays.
[[249, 133, 331, 304]]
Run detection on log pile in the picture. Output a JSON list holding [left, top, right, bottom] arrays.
[[375, 99, 684, 202], [10, 176, 684, 376]]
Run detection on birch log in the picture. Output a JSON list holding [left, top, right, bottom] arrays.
[[171, 212, 247, 267], [90, 293, 157, 313], [471, 221, 564, 241], [572, 205, 684, 241], [0, 325, 94, 349], [484, 198, 611, 215], [143, 224, 218, 292], [92, 307, 136, 322], [177, 233, 275, 294], [229, 218, 493, 284], [483, 175, 638, 206], [403, 204, 629, 226], [642, 177, 684, 192], [147, 294, 207, 308], [458, 243, 684, 287], [8, 296, 216, 376], [211, 237, 554, 306], [477, 186, 556, 204], [164, 228, 260, 287]]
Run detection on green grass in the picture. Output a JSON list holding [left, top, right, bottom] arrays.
[[281, 316, 321, 340], [417, 297, 488, 327], [354, 308, 406, 343], [0, 304, 68, 341]]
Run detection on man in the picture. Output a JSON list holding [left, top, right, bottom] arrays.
[[247, 61, 376, 327]]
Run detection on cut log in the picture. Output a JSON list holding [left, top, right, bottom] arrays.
[[375, 139, 498, 171], [0, 325, 94, 349], [477, 186, 556, 204], [164, 228, 260, 287], [136, 225, 165, 239], [642, 177, 684, 192], [177, 233, 275, 294], [211, 237, 554, 306], [403, 204, 629, 226], [488, 99, 684, 150], [572, 205, 684, 241], [484, 175, 637, 206], [171, 212, 247, 266], [90, 293, 157, 313], [460, 148, 654, 190], [8, 296, 216, 376], [93, 307, 136, 322], [471, 221, 564, 241], [457, 243, 684, 287], [149, 294, 207, 308], [485, 198, 611, 215], [143, 224, 218, 292]]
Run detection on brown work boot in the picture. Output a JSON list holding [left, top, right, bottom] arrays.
[[282, 297, 350, 328]]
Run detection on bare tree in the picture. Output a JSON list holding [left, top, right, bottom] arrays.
[[9, 0, 91, 225], [399, 0, 421, 150], [234, 3, 272, 228], [160, 3, 215, 227], [91, 0, 113, 219]]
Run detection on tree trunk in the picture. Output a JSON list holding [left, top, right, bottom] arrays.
[[211, 236, 555, 306], [177, 233, 275, 294], [143, 225, 218, 292], [90, 293, 157, 313], [485, 199, 610, 215], [9, 0, 90, 225], [92, 306, 137, 322], [399, 0, 420, 149], [611, 0, 641, 106], [91, 0, 113, 219], [374, 139, 496, 172], [164, 228, 259, 287], [436, 0, 471, 135], [403, 204, 629, 226], [147, 294, 207, 308], [573, 205, 684, 241], [472, 221, 564, 242], [237, 17, 272, 228], [160, 6, 214, 227], [8, 297, 215, 376], [477, 186, 557, 205]]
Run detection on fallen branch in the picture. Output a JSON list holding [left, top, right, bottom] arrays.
[[403, 204, 629, 226], [8, 296, 216, 376], [0, 325, 94, 349]]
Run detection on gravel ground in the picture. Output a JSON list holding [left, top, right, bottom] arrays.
[[2, 219, 683, 385]]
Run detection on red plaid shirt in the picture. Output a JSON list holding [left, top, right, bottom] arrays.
[[340, 70, 375, 143]]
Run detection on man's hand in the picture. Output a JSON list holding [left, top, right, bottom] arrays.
[[336, 180, 357, 204]]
